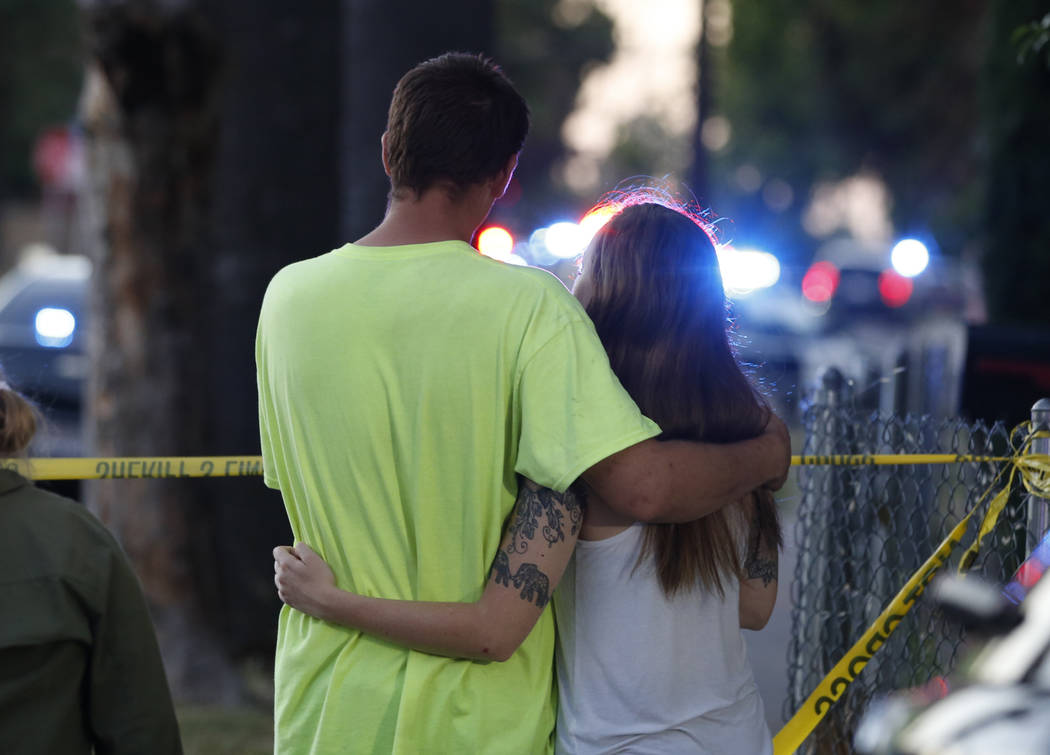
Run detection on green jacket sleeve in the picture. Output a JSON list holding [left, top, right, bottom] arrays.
[[86, 534, 183, 755]]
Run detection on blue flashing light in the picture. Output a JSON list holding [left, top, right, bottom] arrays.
[[545, 222, 588, 259], [717, 248, 781, 297], [34, 307, 75, 348]]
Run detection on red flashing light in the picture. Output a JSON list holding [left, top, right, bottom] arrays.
[[477, 226, 514, 259], [878, 269, 913, 308], [801, 261, 840, 303], [33, 126, 75, 188], [1017, 560, 1045, 589]]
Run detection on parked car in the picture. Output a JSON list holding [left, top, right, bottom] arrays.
[[0, 246, 90, 456], [799, 238, 978, 330]]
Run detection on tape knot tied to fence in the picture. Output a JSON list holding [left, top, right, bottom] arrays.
[[773, 424, 1050, 755]]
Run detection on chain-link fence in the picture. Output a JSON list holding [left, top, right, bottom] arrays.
[[783, 368, 1035, 754]]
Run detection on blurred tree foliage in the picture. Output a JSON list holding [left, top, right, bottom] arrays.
[[1012, 12, 1050, 69], [491, 0, 613, 231], [0, 0, 83, 200], [981, 1, 1050, 326], [710, 0, 987, 265], [611, 115, 694, 185]]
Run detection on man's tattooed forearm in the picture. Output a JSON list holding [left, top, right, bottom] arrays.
[[490, 550, 512, 587], [510, 563, 551, 607], [506, 481, 584, 555], [489, 479, 580, 608], [488, 552, 551, 607], [563, 486, 584, 535]]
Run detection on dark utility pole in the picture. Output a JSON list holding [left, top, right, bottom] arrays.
[[690, 0, 712, 199]]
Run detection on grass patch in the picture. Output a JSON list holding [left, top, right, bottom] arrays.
[[177, 705, 273, 755]]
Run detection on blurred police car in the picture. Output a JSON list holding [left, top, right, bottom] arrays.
[[799, 237, 975, 330], [0, 245, 89, 456]]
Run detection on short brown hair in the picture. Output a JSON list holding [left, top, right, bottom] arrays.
[[385, 52, 529, 199]]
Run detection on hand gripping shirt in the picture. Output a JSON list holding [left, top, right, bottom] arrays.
[[256, 241, 660, 754]]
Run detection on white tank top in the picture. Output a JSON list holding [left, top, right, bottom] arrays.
[[552, 523, 773, 755]]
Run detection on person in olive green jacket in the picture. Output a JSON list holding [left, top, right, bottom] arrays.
[[0, 377, 181, 754]]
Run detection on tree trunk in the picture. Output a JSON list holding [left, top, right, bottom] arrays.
[[78, 0, 495, 703], [78, 3, 241, 701]]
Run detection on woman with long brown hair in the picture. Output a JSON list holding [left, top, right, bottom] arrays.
[[274, 194, 781, 753], [551, 198, 780, 753]]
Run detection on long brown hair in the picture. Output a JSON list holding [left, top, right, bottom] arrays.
[[579, 200, 782, 597]]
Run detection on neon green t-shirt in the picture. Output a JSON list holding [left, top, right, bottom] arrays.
[[256, 241, 660, 754]]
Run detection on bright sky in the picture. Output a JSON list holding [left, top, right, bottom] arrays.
[[558, 0, 893, 242], [560, 0, 700, 191]]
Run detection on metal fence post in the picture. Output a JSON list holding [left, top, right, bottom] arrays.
[[786, 367, 857, 752], [1027, 398, 1050, 551]]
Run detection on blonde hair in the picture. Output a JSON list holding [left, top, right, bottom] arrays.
[[0, 380, 39, 457]]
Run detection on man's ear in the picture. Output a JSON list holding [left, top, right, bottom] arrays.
[[380, 132, 392, 178], [492, 153, 519, 199]]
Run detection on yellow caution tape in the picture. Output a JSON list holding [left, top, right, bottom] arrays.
[[0, 456, 264, 480], [6, 440, 1049, 752], [772, 511, 974, 755], [774, 426, 1050, 754], [790, 453, 1013, 466], [4, 449, 1042, 481]]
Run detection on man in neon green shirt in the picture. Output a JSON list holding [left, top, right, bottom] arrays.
[[256, 53, 790, 754]]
